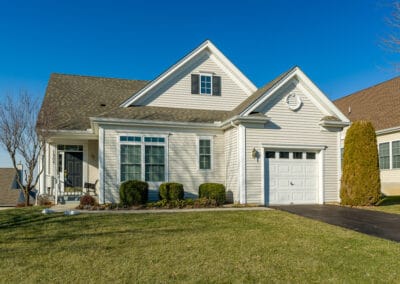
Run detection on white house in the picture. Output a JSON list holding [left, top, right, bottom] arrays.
[[37, 40, 349, 205], [334, 77, 400, 195]]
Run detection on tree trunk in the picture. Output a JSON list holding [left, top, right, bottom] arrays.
[[24, 188, 30, 207]]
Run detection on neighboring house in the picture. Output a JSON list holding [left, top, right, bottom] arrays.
[[334, 77, 400, 195], [37, 40, 349, 205], [0, 168, 20, 206]]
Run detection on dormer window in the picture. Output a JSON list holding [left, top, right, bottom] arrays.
[[191, 73, 221, 96]]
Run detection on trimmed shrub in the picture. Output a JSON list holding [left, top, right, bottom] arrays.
[[158, 182, 184, 201], [199, 183, 226, 205], [340, 120, 381, 206], [120, 180, 149, 206], [80, 194, 96, 206]]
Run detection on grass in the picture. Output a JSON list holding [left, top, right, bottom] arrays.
[[368, 196, 400, 214], [1, 208, 400, 283]]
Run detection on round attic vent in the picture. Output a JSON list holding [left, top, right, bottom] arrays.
[[285, 93, 302, 111]]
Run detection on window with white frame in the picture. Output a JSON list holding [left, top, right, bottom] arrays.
[[379, 142, 390, 170], [120, 135, 166, 182], [199, 137, 212, 170], [392, 141, 400, 169], [200, 74, 212, 95]]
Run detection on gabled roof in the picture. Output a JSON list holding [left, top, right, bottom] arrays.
[[235, 66, 349, 123], [334, 76, 400, 131], [0, 168, 19, 206], [120, 40, 257, 107]]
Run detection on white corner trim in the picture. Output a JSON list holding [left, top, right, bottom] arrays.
[[120, 40, 256, 107], [99, 127, 105, 204], [337, 132, 342, 203], [238, 124, 246, 204], [318, 149, 325, 204]]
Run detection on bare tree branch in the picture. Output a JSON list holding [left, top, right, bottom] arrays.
[[0, 92, 54, 206]]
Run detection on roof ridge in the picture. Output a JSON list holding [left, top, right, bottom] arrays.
[[51, 73, 150, 83], [335, 75, 400, 102]]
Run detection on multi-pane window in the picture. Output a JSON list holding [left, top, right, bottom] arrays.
[[120, 145, 141, 181], [306, 152, 316, 160], [199, 138, 212, 170], [200, 75, 212, 95], [279, 152, 289, 159], [379, 142, 390, 170], [293, 152, 303, 159], [145, 145, 165, 182], [120, 136, 166, 182], [392, 141, 400, 169]]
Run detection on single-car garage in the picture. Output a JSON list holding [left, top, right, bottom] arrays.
[[264, 149, 320, 205]]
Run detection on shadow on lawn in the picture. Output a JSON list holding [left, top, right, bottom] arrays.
[[377, 196, 400, 206]]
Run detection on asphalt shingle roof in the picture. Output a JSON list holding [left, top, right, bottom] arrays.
[[0, 168, 19, 206], [334, 76, 400, 131], [39, 68, 296, 130]]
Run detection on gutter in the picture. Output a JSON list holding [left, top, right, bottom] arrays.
[[376, 126, 400, 136]]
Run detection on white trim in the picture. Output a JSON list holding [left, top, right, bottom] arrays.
[[241, 67, 349, 123], [197, 135, 214, 171], [318, 149, 324, 204], [260, 147, 265, 205], [261, 143, 326, 151], [99, 127, 105, 204], [337, 132, 342, 203], [238, 125, 246, 204], [120, 40, 257, 107], [377, 126, 400, 135]]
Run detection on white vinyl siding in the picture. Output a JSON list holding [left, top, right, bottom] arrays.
[[245, 83, 341, 204], [102, 125, 224, 203], [224, 127, 238, 203], [136, 50, 249, 111], [379, 142, 390, 170]]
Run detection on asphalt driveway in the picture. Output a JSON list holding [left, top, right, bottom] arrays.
[[272, 205, 400, 242]]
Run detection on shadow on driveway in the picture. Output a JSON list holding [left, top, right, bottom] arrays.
[[271, 205, 400, 242]]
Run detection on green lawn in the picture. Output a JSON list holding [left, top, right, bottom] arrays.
[[1, 208, 400, 283], [368, 196, 400, 214]]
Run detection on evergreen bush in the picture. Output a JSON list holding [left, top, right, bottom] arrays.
[[340, 120, 381, 206], [158, 182, 184, 201], [120, 180, 149, 206], [199, 183, 226, 205]]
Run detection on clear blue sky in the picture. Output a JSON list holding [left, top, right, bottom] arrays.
[[0, 0, 398, 167]]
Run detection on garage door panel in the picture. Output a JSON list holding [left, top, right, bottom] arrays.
[[265, 150, 319, 205]]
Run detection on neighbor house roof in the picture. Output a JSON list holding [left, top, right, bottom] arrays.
[[0, 168, 19, 207], [334, 76, 400, 131]]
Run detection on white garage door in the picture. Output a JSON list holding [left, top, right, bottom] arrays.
[[265, 150, 318, 205]]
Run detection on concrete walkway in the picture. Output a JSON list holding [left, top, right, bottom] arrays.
[[51, 205, 271, 214], [273, 205, 400, 242]]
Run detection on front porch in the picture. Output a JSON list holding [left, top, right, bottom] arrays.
[[39, 138, 99, 204]]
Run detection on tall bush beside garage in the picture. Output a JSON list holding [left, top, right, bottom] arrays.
[[340, 121, 381, 206]]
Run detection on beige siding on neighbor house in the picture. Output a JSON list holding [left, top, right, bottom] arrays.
[[224, 127, 238, 202], [245, 84, 341, 204], [377, 131, 400, 195], [102, 125, 225, 203], [136, 50, 250, 111]]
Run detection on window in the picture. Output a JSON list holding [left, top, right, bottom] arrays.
[[293, 152, 303, 159], [200, 75, 212, 95], [145, 145, 165, 182], [57, 145, 83, 151], [120, 135, 166, 182], [392, 141, 400, 169], [306, 152, 316, 160], [120, 145, 141, 181], [379, 143, 390, 170], [265, 151, 275, 159], [199, 138, 212, 170], [279, 152, 289, 159], [191, 74, 221, 96]]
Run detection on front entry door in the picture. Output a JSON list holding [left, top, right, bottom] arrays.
[[64, 152, 83, 194]]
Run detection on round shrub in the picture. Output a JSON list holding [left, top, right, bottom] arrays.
[[340, 121, 381, 206], [158, 182, 184, 201], [199, 183, 226, 205], [120, 180, 149, 206], [80, 194, 96, 206]]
